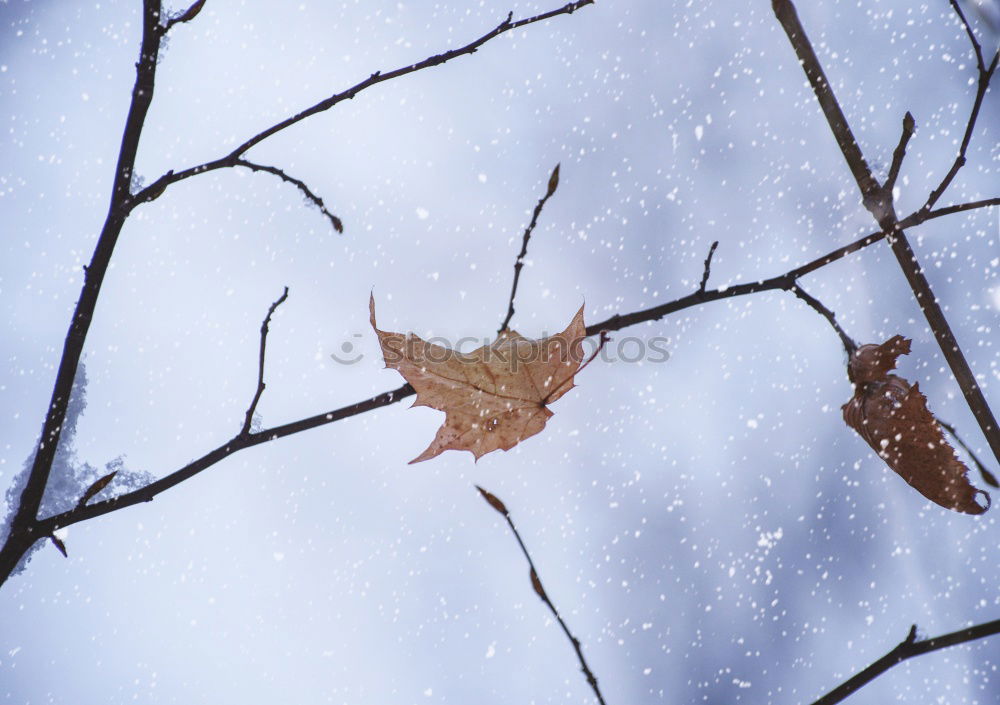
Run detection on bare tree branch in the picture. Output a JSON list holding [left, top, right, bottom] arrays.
[[21, 166, 993, 563], [475, 486, 608, 705], [499, 163, 561, 333], [938, 418, 1000, 488], [132, 2, 594, 221], [883, 112, 915, 195], [0, 0, 167, 583], [0, 0, 595, 585], [917, 0, 1000, 215], [949, 0, 988, 73], [240, 287, 290, 437], [808, 620, 1000, 705], [909, 197, 1000, 223], [698, 240, 719, 295], [772, 0, 1000, 472], [919, 48, 998, 214], [31, 226, 894, 538], [233, 161, 343, 233], [770, 0, 882, 215], [789, 283, 856, 356]]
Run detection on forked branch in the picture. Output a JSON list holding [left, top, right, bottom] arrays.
[[809, 620, 1000, 705], [772, 0, 1000, 471], [132, 2, 595, 223], [0, 0, 596, 586]]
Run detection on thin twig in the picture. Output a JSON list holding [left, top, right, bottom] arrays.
[[132, 3, 594, 219], [33, 231, 882, 537], [918, 3, 999, 216], [883, 112, 915, 194], [698, 240, 719, 294], [0, 0, 167, 583], [475, 486, 608, 705], [908, 197, 1000, 224], [499, 163, 561, 334], [808, 620, 1000, 705], [771, 0, 882, 213], [789, 283, 857, 355], [234, 161, 343, 233], [25, 228, 895, 533], [773, 0, 1000, 470], [938, 418, 1000, 488], [948, 0, 987, 72], [240, 287, 290, 437], [883, 223, 1000, 473], [919, 48, 998, 213], [0, 0, 595, 583]]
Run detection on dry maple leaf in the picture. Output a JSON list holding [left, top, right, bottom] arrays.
[[370, 295, 587, 463], [842, 335, 990, 514]]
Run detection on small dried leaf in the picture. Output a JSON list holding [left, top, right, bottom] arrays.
[[842, 337, 990, 514], [530, 568, 547, 601], [371, 295, 586, 463], [50, 535, 68, 558], [546, 163, 561, 198], [848, 335, 910, 384], [475, 485, 509, 516], [77, 471, 118, 509]]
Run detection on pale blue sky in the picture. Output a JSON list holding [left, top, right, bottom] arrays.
[[2, 1, 999, 703]]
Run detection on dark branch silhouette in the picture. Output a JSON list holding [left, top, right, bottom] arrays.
[[883, 112, 914, 195], [19, 217, 976, 539], [6, 1, 1000, 703], [771, 0, 882, 214], [913, 197, 1000, 223], [0, 0, 595, 584], [809, 620, 1000, 705], [789, 283, 856, 356], [938, 419, 1000, 489], [771, 0, 1000, 699], [499, 163, 561, 334], [919, 42, 999, 215], [475, 486, 608, 705], [241, 287, 290, 437], [131, 3, 594, 219], [772, 0, 1000, 478], [233, 161, 343, 233], [698, 240, 719, 294], [0, 0, 167, 583]]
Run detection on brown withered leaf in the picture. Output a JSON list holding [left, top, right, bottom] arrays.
[[842, 336, 990, 514], [370, 295, 586, 463]]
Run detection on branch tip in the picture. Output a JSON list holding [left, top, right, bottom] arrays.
[[235, 160, 343, 233], [499, 165, 564, 333], [241, 287, 291, 436], [483, 489, 607, 704], [475, 485, 509, 516], [699, 241, 720, 294]]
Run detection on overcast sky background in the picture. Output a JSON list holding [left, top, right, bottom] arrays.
[[2, 0, 1000, 703]]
